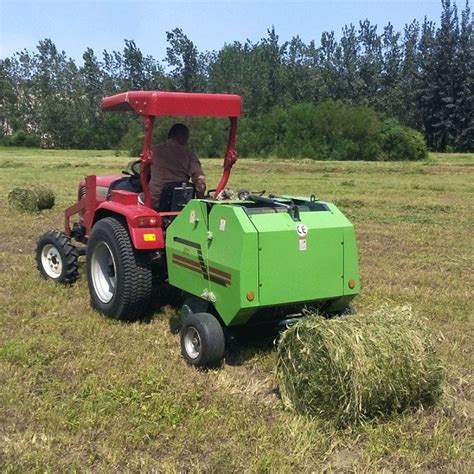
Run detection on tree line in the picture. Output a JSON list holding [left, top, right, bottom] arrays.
[[0, 0, 472, 156]]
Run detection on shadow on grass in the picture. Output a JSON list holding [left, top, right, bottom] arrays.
[[141, 284, 183, 325], [224, 328, 277, 366]]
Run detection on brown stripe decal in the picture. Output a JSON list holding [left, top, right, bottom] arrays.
[[173, 254, 201, 269], [172, 258, 202, 275], [209, 267, 231, 279], [210, 266, 231, 282], [172, 252, 232, 287], [209, 274, 230, 286]]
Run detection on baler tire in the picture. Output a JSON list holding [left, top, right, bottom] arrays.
[[180, 313, 225, 368], [36, 229, 79, 284], [86, 217, 152, 321]]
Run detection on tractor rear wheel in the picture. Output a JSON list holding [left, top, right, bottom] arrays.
[[180, 313, 225, 368], [86, 217, 152, 321], [36, 229, 79, 284]]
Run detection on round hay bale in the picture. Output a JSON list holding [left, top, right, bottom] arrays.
[[276, 305, 443, 426], [8, 185, 55, 212]]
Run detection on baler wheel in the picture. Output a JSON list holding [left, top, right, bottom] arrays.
[[87, 217, 152, 321], [180, 313, 225, 368], [36, 229, 79, 284]]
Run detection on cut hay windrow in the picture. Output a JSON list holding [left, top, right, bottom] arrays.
[[8, 185, 55, 212], [276, 305, 443, 426]]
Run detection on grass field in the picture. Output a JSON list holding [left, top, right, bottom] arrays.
[[1, 147, 473, 471]]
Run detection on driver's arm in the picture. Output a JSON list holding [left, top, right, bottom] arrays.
[[189, 152, 206, 198]]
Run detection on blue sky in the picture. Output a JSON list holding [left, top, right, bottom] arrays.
[[0, 0, 445, 63]]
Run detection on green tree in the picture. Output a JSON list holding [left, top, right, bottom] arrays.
[[416, 18, 437, 148], [431, 0, 460, 150], [165, 28, 207, 91], [207, 41, 249, 96], [319, 31, 342, 100], [455, 1, 474, 150], [280, 36, 311, 104], [75, 48, 104, 148], [381, 23, 403, 117], [0, 50, 40, 136], [358, 19, 383, 106], [399, 20, 420, 127], [102, 49, 123, 94], [122, 39, 164, 90], [338, 25, 363, 103], [0, 58, 19, 137], [30, 39, 82, 147]]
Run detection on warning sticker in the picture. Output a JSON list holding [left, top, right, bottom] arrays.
[[299, 238, 307, 251], [219, 218, 226, 231]]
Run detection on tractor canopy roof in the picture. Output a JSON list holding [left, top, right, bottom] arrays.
[[101, 91, 242, 118]]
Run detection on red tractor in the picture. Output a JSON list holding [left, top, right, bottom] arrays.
[[36, 91, 240, 313]]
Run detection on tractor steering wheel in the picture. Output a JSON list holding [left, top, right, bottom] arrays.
[[122, 160, 141, 177]]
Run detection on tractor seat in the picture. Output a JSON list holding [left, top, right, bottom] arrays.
[[107, 176, 142, 200], [157, 181, 195, 212]]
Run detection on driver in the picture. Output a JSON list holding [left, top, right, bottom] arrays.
[[149, 123, 206, 209]]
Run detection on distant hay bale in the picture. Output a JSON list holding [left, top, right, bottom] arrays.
[[8, 185, 55, 212], [276, 305, 443, 426]]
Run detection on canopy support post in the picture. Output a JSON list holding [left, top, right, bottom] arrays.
[[214, 117, 238, 198], [140, 115, 155, 208]]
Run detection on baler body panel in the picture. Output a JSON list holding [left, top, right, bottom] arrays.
[[166, 202, 260, 326], [343, 226, 360, 296], [165, 201, 210, 299], [166, 198, 359, 327], [206, 205, 260, 325], [249, 210, 344, 306]]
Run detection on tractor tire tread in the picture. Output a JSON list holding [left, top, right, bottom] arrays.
[[36, 229, 79, 284], [87, 217, 152, 321]]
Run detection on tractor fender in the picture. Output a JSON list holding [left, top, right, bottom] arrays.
[[92, 200, 164, 250]]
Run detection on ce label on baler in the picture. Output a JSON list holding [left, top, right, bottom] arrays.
[[296, 224, 308, 251], [296, 224, 308, 237]]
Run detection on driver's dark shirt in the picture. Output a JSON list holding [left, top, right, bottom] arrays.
[[149, 139, 204, 209]]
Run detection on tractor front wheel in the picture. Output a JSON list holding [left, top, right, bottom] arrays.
[[180, 313, 225, 368], [36, 229, 79, 284], [86, 217, 152, 321]]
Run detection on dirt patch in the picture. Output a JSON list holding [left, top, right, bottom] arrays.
[[328, 446, 362, 471], [210, 362, 278, 408]]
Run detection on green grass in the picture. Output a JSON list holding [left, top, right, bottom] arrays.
[[1, 147, 473, 471]]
